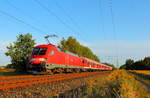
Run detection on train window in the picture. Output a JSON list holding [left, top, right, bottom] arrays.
[[39, 48, 47, 55], [50, 50, 55, 55], [32, 48, 47, 55], [32, 48, 39, 55]]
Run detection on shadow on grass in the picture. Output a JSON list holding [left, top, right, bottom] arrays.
[[0, 71, 56, 76], [0, 72, 33, 76], [130, 72, 150, 90]]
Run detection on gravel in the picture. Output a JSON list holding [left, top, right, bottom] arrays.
[[0, 73, 109, 98]]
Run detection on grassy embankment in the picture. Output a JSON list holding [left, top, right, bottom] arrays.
[[0, 67, 14, 72], [0, 67, 16, 76], [132, 70, 150, 75], [130, 70, 150, 94], [0, 67, 29, 76], [82, 70, 150, 98]]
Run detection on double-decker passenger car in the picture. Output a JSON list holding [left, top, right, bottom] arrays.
[[27, 44, 112, 72]]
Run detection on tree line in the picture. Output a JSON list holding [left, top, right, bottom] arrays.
[[120, 57, 150, 70], [58, 36, 100, 62]]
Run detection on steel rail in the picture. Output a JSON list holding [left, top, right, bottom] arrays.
[[0, 72, 109, 90]]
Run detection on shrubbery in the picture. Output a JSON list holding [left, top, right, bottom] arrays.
[[120, 57, 150, 70]]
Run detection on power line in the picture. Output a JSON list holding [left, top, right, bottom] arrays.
[[53, 0, 82, 34], [0, 10, 47, 35], [33, 0, 78, 35], [108, 0, 119, 67], [5, 0, 50, 34], [98, 0, 106, 40], [108, 0, 117, 39], [52, 0, 88, 41]]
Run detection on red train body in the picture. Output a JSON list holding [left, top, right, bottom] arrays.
[[27, 44, 112, 72]]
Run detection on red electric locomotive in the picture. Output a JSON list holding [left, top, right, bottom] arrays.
[[27, 44, 112, 72]]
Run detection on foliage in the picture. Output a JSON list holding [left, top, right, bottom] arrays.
[[125, 59, 134, 66], [5, 33, 35, 72], [120, 59, 134, 69], [59, 36, 100, 62], [120, 57, 150, 70], [6, 64, 14, 69]]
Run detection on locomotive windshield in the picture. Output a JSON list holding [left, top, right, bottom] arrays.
[[32, 47, 47, 55]]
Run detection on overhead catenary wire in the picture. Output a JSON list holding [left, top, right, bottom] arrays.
[[5, 0, 50, 33], [53, 0, 82, 34], [3, 0, 78, 45], [108, 0, 117, 39], [4, 0, 56, 45], [33, 0, 78, 36], [5, 0, 65, 45], [52, 0, 88, 41], [108, 0, 119, 67], [98, 0, 106, 40], [0, 10, 47, 35]]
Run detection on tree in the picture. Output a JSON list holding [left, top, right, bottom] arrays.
[[5, 33, 35, 72], [125, 59, 134, 65], [120, 64, 126, 69], [143, 57, 150, 65], [120, 59, 134, 69], [59, 36, 100, 62], [120, 57, 150, 70]]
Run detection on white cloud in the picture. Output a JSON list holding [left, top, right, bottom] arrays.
[[0, 41, 10, 52], [0, 41, 11, 66]]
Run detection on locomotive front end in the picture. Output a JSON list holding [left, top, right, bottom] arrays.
[[27, 45, 48, 72]]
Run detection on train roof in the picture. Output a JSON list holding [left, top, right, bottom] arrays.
[[35, 44, 55, 48], [84, 57, 100, 64]]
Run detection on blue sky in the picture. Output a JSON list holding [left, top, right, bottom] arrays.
[[0, 0, 150, 67]]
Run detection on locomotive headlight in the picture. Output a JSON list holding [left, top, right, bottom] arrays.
[[30, 58, 47, 62], [38, 58, 47, 61], [30, 58, 35, 62]]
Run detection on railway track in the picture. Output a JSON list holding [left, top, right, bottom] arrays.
[[0, 71, 110, 90]]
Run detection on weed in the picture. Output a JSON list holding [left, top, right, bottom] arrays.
[[83, 70, 150, 98]]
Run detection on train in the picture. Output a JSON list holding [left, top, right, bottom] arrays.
[[27, 44, 112, 73]]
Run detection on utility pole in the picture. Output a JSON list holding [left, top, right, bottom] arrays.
[[116, 56, 119, 69]]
